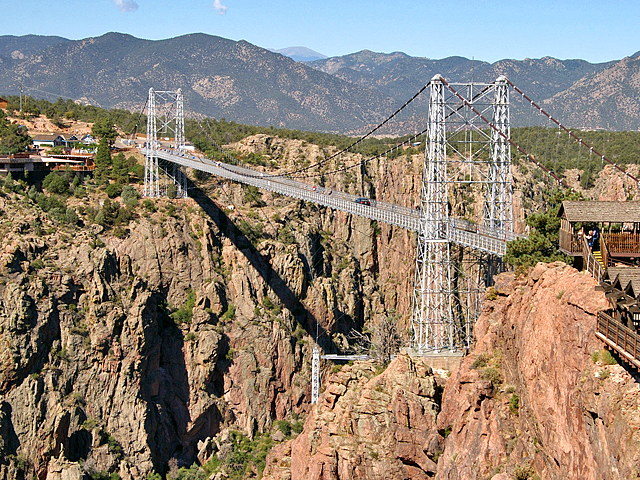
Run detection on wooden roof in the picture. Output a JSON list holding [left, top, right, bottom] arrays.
[[31, 133, 64, 142], [558, 201, 640, 223], [603, 267, 640, 298]]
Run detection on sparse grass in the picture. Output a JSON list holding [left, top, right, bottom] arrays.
[[591, 348, 617, 365], [472, 353, 489, 369], [485, 286, 497, 300], [481, 367, 502, 387], [513, 463, 536, 480]]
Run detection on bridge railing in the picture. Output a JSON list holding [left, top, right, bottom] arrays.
[[143, 147, 523, 256]]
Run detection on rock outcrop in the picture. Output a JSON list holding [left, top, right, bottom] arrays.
[[264, 262, 640, 480], [436, 262, 640, 480], [263, 354, 443, 480], [0, 138, 422, 479]]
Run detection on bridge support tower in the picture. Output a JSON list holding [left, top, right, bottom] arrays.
[[412, 75, 513, 353], [311, 346, 320, 404], [144, 88, 188, 198]]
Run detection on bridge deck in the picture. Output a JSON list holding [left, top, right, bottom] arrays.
[[144, 148, 521, 256]]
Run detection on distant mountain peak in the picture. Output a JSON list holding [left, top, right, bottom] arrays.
[[271, 46, 327, 62]]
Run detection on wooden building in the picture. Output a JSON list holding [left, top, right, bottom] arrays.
[[31, 133, 65, 149], [558, 201, 640, 267], [0, 97, 8, 110]]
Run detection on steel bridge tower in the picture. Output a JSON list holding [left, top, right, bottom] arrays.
[[412, 75, 513, 353], [484, 76, 512, 232], [144, 88, 188, 198]]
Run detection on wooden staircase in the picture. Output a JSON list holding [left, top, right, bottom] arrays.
[[593, 250, 605, 269]]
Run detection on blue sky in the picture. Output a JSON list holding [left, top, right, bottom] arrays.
[[0, 0, 637, 63]]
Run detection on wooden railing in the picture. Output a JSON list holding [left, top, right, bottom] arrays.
[[559, 228, 582, 254], [583, 235, 604, 283], [600, 234, 609, 267], [602, 233, 640, 254], [596, 310, 640, 369], [52, 164, 95, 172]]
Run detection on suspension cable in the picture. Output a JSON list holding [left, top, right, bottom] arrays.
[[277, 81, 434, 178], [290, 82, 498, 181], [126, 97, 149, 141], [506, 79, 639, 185], [441, 79, 571, 189]]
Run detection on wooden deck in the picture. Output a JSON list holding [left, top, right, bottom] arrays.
[[560, 229, 640, 259]]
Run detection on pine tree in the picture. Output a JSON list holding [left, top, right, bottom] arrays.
[[94, 138, 112, 185]]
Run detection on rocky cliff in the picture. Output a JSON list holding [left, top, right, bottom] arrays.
[[262, 262, 640, 480], [1, 132, 639, 480], [0, 136, 423, 479]]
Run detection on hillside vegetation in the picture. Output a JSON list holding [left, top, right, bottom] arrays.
[[1, 33, 639, 132]]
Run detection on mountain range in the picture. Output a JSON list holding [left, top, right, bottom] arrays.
[[0, 32, 638, 133], [270, 46, 326, 62]]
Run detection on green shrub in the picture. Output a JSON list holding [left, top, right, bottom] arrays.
[[42, 172, 70, 195], [504, 190, 578, 268], [277, 227, 295, 244], [237, 220, 264, 243], [121, 185, 140, 206], [105, 183, 123, 199], [220, 304, 236, 322], [175, 464, 206, 480], [291, 420, 304, 434], [480, 367, 502, 387], [64, 207, 79, 225], [30, 259, 45, 271], [203, 430, 273, 480], [143, 199, 157, 212], [170, 289, 196, 325], [74, 185, 87, 198], [509, 393, 520, 415], [471, 353, 489, 369], [274, 420, 292, 437]]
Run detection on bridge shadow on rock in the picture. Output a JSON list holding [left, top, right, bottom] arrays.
[[188, 182, 337, 354], [140, 290, 222, 474]]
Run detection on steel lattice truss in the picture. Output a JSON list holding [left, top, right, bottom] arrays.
[[145, 88, 188, 198], [412, 75, 513, 353]]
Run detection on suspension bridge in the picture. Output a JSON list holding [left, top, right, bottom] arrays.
[[138, 74, 638, 403]]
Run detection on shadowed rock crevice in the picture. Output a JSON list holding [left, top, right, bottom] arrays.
[[189, 182, 338, 354]]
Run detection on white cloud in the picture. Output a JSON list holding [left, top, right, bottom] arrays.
[[112, 0, 139, 12], [213, 0, 228, 15]]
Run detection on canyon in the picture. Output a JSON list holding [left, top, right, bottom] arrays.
[[0, 134, 638, 479]]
